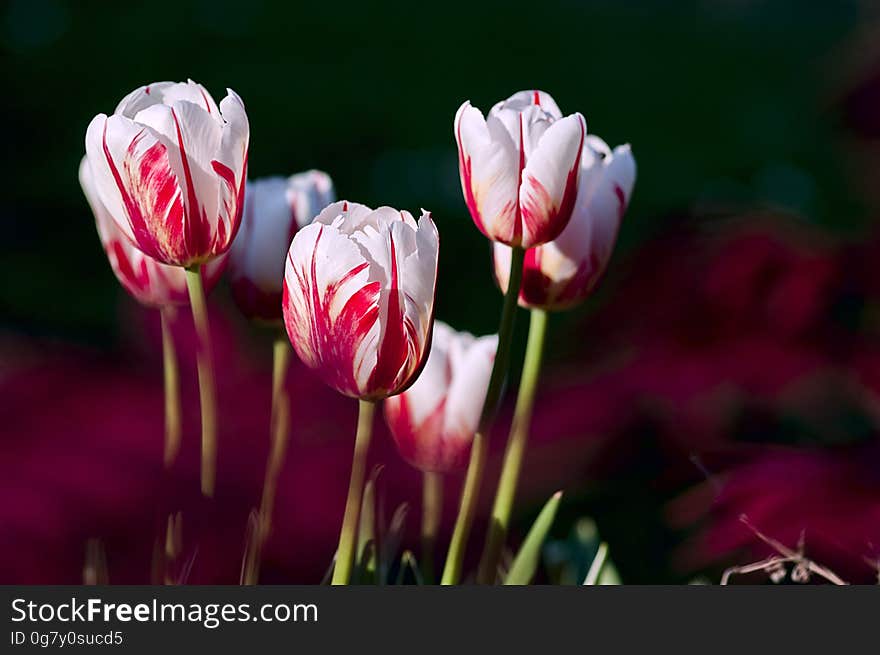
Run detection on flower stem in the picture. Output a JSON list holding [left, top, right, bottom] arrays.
[[331, 399, 377, 585], [421, 471, 443, 584], [258, 334, 293, 541], [160, 307, 182, 468], [476, 307, 549, 583], [440, 245, 525, 585], [184, 265, 218, 498]]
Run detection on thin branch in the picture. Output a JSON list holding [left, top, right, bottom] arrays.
[[720, 515, 847, 585]]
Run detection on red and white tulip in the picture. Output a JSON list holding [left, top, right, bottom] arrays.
[[494, 136, 636, 310], [282, 201, 439, 400], [454, 90, 586, 249], [83, 80, 249, 268], [384, 321, 497, 473], [79, 157, 226, 308], [229, 171, 335, 321]]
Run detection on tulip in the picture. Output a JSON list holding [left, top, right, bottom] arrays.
[[477, 135, 637, 583], [444, 89, 584, 584], [282, 200, 439, 584], [384, 322, 497, 474], [454, 90, 586, 249], [493, 136, 637, 310], [230, 171, 335, 322], [282, 200, 439, 401], [83, 80, 249, 268], [84, 79, 249, 496]]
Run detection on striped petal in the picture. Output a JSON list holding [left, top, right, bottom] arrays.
[[490, 89, 563, 121], [85, 113, 184, 263], [454, 101, 519, 244], [212, 90, 249, 254], [282, 203, 438, 399], [519, 112, 585, 248], [115, 80, 221, 120]]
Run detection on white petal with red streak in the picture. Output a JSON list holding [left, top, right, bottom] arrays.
[[85, 112, 185, 261], [402, 211, 439, 338], [214, 90, 250, 239], [116, 81, 221, 120], [313, 200, 373, 233], [490, 89, 563, 121], [518, 112, 585, 247], [455, 101, 519, 242]]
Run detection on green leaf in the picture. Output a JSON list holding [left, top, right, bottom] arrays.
[[504, 491, 563, 585], [583, 542, 609, 585]]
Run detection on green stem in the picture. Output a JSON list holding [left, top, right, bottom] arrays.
[[331, 399, 377, 585], [160, 307, 182, 468], [184, 266, 218, 498], [440, 246, 525, 585], [477, 307, 549, 583], [258, 334, 293, 541], [421, 471, 443, 584]]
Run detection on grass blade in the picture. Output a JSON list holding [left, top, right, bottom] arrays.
[[504, 491, 562, 585]]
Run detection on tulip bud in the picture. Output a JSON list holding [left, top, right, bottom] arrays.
[[384, 322, 497, 473], [79, 158, 226, 307], [84, 80, 249, 268], [282, 201, 439, 400], [229, 171, 335, 321], [454, 90, 586, 249], [494, 136, 636, 310]]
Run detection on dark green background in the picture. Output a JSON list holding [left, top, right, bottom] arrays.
[[1, 0, 865, 340]]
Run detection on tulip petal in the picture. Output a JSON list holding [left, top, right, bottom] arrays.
[[401, 211, 439, 346], [213, 90, 250, 253], [230, 178, 291, 295], [490, 89, 563, 121], [116, 80, 220, 120], [442, 331, 497, 448], [519, 112, 585, 248], [454, 101, 519, 244], [85, 113, 185, 263], [287, 169, 336, 231], [492, 242, 513, 295], [313, 200, 374, 231], [364, 225, 410, 394]]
